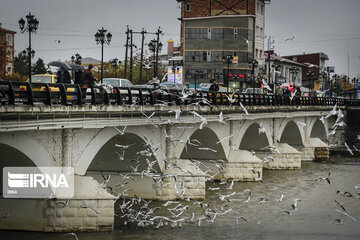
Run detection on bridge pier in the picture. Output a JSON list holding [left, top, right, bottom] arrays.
[[0, 176, 114, 232], [87, 159, 206, 201], [217, 150, 263, 181], [261, 143, 302, 170], [298, 138, 329, 162]]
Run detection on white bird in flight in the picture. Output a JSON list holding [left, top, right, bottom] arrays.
[[285, 36, 295, 42], [258, 122, 266, 135]]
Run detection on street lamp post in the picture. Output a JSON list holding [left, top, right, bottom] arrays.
[[148, 39, 162, 79], [320, 71, 330, 97], [249, 59, 258, 94], [111, 58, 121, 78], [71, 53, 82, 65], [19, 12, 39, 83], [289, 67, 299, 87], [306, 69, 315, 89], [272, 64, 281, 89], [222, 55, 233, 93], [95, 27, 112, 84], [194, 70, 203, 92]]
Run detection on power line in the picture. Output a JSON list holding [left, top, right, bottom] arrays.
[[35, 45, 126, 52]]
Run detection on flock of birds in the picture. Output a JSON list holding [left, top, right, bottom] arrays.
[[90, 103, 358, 230], [1, 91, 358, 239], [59, 100, 358, 239]]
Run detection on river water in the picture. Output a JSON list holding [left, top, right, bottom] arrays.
[[1, 156, 359, 240]]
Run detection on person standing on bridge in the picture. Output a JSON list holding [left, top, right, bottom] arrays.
[[80, 64, 97, 87], [209, 79, 219, 93], [209, 79, 220, 102], [80, 64, 97, 99], [56, 67, 71, 84]]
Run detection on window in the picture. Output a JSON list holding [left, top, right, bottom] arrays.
[[7, 35, 11, 42], [261, 4, 264, 15], [207, 28, 211, 39], [7, 67, 11, 72], [255, 49, 259, 58], [257, 3, 260, 14], [256, 26, 260, 37], [186, 3, 191, 12], [260, 50, 263, 59], [207, 51, 211, 62]]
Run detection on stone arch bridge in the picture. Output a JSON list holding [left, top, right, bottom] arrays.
[[0, 104, 347, 231]]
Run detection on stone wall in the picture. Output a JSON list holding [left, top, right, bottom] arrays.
[[2, 175, 116, 232], [314, 147, 330, 162], [262, 143, 302, 170]]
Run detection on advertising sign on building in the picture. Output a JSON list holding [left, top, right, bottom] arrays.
[[167, 66, 183, 84], [232, 56, 238, 64]]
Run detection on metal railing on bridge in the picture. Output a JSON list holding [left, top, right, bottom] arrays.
[[0, 81, 359, 107]]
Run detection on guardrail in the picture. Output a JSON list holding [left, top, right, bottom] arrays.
[[0, 81, 360, 107]]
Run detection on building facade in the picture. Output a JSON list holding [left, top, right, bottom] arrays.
[[282, 52, 329, 90], [0, 23, 16, 77], [265, 50, 304, 89], [178, 0, 270, 91]]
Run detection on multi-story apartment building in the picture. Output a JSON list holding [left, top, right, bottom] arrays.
[[177, 0, 270, 91], [0, 23, 16, 77], [282, 52, 329, 90]]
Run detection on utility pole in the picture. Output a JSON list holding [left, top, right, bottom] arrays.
[[129, 29, 134, 82], [155, 27, 162, 79], [124, 26, 130, 79], [139, 29, 146, 83], [266, 36, 275, 91]]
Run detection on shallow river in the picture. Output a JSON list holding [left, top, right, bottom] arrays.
[[1, 156, 360, 240]]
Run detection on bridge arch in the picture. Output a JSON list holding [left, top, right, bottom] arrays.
[[180, 127, 227, 160], [0, 132, 56, 195], [74, 127, 164, 175], [237, 122, 272, 150], [0, 132, 56, 168], [309, 119, 328, 141], [278, 120, 304, 146]]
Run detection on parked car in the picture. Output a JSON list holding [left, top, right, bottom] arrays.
[[19, 74, 76, 100], [102, 78, 133, 88], [31, 74, 56, 84], [243, 88, 266, 94], [159, 81, 186, 91]]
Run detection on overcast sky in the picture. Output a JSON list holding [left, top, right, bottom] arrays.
[[1, 0, 360, 78]]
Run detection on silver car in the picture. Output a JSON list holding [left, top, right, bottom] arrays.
[[103, 78, 133, 88]]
